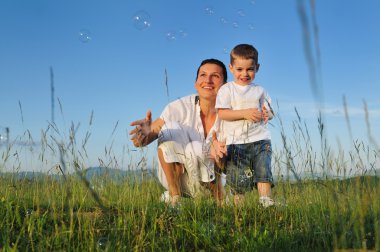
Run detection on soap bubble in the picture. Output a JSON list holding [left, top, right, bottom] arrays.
[[26, 209, 33, 216], [178, 29, 188, 39], [223, 47, 229, 54], [132, 10, 151, 30], [201, 222, 216, 237], [78, 29, 92, 43], [0, 132, 7, 142], [165, 31, 177, 41], [204, 6, 215, 15], [219, 17, 229, 25], [232, 21, 239, 28], [237, 9, 246, 17], [248, 23, 255, 30], [97, 237, 108, 250]]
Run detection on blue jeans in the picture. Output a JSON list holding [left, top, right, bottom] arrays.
[[226, 140, 273, 194]]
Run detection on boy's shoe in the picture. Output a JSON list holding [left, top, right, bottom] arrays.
[[259, 196, 275, 208]]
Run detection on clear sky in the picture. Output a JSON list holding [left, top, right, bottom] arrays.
[[1, 0, 379, 172]]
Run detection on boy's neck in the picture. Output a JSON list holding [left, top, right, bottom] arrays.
[[233, 80, 252, 87]]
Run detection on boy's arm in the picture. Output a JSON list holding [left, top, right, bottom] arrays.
[[218, 108, 264, 123]]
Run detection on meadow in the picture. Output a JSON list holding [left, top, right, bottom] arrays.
[[1, 111, 379, 251]]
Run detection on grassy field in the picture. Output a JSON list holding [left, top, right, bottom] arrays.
[[0, 169, 379, 251], [1, 101, 379, 251]]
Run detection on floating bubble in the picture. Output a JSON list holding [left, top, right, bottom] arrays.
[[0, 134, 6, 142], [165, 31, 177, 41], [201, 222, 216, 237], [26, 208, 33, 216], [97, 237, 108, 250], [232, 21, 239, 28], [274, 197, 288, 210], [223, 47, 229, 54], [248, 23, 255, 30], [178, 29, 188, 39], [78, 29, 92, 43], [219, 17, 229, 25], [204, 6, 215, 15], [237, 9, 246, 17], [132, 10, 152, 30], [250, 0, 256, 4]]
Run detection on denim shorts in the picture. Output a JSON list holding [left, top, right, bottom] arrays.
[[225, 140, 273, 194]]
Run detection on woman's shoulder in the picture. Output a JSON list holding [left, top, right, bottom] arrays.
[[167, 94, 197, 108]]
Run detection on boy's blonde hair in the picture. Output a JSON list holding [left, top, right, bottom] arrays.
[[230, 44, 259, 65]]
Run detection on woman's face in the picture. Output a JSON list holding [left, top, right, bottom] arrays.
[[194, 63, 225, 101]]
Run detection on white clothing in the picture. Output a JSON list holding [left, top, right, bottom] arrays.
[[157, 94, 220, 197], [215, 81, 272, 145]]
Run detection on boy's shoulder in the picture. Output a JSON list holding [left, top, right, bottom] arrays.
[[251, 83, 267, 91]]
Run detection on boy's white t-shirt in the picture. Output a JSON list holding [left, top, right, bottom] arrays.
[[215, 81, 271, 145]]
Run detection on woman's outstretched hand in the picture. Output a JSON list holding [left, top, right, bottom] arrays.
[[130, 111, 152, 147]]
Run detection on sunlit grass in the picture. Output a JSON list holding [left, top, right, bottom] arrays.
[[0, 109, 379, 251]]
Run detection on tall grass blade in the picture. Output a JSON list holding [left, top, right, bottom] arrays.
[[50, 66, 55, 124]]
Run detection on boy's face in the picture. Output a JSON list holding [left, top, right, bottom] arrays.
[[229, 57, 259, 86], [195, 63, 225, 100]]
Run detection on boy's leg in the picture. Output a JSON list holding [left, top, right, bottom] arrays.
[[225, 144, 252, 206], [254, 140, 274, 207], [257, 182, 271, 197]]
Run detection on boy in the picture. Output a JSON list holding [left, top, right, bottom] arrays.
[[215, 44, 275, 207]]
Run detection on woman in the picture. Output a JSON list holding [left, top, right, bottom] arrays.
[[130, 59, 228, 206]]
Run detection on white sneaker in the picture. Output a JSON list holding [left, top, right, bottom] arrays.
[[160, 191, 171, 203], [259, 196, 275, 208], [160, 191, 181, 207]]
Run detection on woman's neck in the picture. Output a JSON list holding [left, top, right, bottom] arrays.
[[199, 98, 216, 117], [199, 98, 217, 137]]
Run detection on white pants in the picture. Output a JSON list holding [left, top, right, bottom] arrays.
[[157, 121, 216, 198]]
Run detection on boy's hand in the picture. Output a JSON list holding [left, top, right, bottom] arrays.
[[243, 108, 263, 123], [262, 106, 269, 124], [129, 111, 152, 147]]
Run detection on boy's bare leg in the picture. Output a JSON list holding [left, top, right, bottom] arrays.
[[257, 182, 271, 197], [158, 148, 183, 205]]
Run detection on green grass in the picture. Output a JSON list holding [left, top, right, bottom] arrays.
[[0, 173, 379, 251], [1, 98, 379, 251]]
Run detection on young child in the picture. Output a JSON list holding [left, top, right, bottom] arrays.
[[215, 44, 275, 207]]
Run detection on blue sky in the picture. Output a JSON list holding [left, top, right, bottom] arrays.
[[1, 0, 379, 172]]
